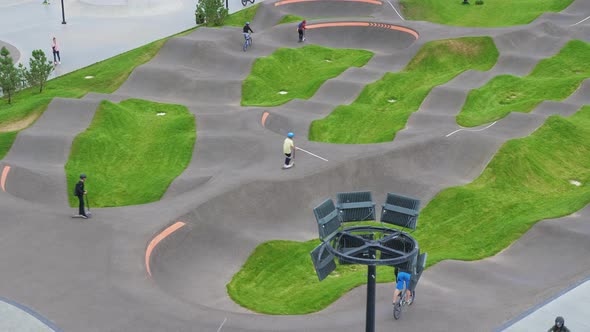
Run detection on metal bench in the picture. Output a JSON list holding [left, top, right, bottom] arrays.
[[313, 199, 342, 241], [336, 191, 376, 222], [380, 193, 420, 231]]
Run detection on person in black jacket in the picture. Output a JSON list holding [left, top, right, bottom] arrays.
[[74, 174, 88, 218], [548, 316, 570, 332]]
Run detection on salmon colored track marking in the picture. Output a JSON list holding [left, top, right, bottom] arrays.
[[1, 166, 10, 192], [307, 21, 420, 39], [275, 0, 382, 6], [145, 221, 186, 277], [261, 112, 270, 127]]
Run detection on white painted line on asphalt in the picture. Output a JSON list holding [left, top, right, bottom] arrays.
[[446, 121, 497, 137], [216, 317, 227, 332], [570, 15, 590, 26], [386, 0, 405, 21], [296, 147, 329, 161]]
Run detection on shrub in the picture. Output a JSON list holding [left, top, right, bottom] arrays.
[[475, 0, 484, 5]]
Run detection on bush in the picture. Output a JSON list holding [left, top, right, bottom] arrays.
[[475, 0, 484, 4]]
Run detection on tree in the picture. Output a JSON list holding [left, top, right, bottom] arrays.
[[195, 0, 228, 26], [0, 47, 23, 104], [23, 50, 54, 93]]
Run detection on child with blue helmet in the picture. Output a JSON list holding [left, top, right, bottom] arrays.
[[283, 132, 295, 169]]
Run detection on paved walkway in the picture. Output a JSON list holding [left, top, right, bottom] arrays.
[[501, 278, 590, 331], [0, 0, 258, 78]]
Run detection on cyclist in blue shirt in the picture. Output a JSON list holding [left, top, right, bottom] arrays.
[[393, 269, 412, 305]]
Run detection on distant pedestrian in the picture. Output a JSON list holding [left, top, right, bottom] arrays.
[[74, 174, 88, 218], [548, 316, 570, 332], [42, 0, 50, 4], [283, 132, 295, 169], [297, 20, 306, 42], [51, 37, 60, 65]]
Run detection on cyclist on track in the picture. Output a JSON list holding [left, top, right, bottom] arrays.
[[392, 267, 413, 305], [243, 22, 254, 42]]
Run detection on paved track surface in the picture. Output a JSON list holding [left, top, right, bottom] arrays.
[[1, 0, 589, 331]]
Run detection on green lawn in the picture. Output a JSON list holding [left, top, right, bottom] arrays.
[[309, 37, 498, 144], [229, 105, 590, 314], [223, 4, 259, 27], [277, 14, 305, 25], [400, 0, 574, 27], [64, 99, 196, 207], [242, 45, 373, 106], [457, 40, 590, 127], [227, 237, 396, 315]]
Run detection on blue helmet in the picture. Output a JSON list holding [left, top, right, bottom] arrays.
[[287, 132, 294, 138], [80, 173, 87, 179], [245, 22, 250, 25]]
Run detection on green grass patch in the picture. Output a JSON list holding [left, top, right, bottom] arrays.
[[227, 238, 395, 315], [309, 37, 498, 144], [277, 14, 305, 25], [400, 0, 574, 27], [242, 45, 373, 106], [0, 131, 17, 160], [457, 40, 590, 127], [65, 99, 196, 207], [229, 105, 590, 314], [223, 4, 260, 27]]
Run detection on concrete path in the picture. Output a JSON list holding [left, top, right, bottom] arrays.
[[0, 0, 259, 77], [0, 0, 589, 331], [501, 278, 590, 332]]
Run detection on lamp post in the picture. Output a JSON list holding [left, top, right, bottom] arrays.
[[61, 0, 67, 24], [311, 193, 424, 332]]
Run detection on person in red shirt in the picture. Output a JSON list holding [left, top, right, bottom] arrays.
[[298, 20, 306, 42]]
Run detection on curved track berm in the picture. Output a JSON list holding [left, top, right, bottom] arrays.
[[0, 0, 589, 331]]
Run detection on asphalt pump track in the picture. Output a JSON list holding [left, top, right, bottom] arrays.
[[0, 0, 589, 331]]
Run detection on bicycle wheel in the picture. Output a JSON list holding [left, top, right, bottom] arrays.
[[409, 290, 415, 306], [241, 0, 247, 6], [393, 300, 401, 320], [243, 40, 247, 52]]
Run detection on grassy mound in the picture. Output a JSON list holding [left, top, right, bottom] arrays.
[[224, 4, 259, 27], [457, 40, 590, 127], [309, 37, 498, 143], [65, 99, 196, 207], [400, 0, 574, 27], [229, 105, 590, 314], [227, 236, 395, 315], [242, 45, 373, 106], [277, 14, 305, 25]]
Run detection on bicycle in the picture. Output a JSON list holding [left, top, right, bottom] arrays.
[[243, 34, 253, 52], [393, 287, 415, 320], [241, 0, 255, 6]]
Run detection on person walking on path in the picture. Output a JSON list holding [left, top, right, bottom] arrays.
[[51, 37, 60, 65], [548, 316, 570, 332], [74, 174, 88, 218], [297, 20, 306, 42], [283, 132, 295, 169]]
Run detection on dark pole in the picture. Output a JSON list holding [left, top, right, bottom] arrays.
[[226, 0, 229, 10], [365, 263, 376, 332], [61, 0, 67, 24]]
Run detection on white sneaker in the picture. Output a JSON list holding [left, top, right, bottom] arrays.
[[58, 61, 61, 64]]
